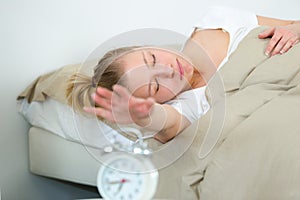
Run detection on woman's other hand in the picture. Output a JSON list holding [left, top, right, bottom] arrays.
[[84, 85, 155, 124], [258, 22, 300, 56]]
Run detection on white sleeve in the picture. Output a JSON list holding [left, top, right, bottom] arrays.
[[166, 87, 210, 123], [196, 6, 258, 35], [196, 6, 258, 58], [166, 96, 199, 123]]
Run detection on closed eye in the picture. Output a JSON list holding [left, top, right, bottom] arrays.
[[151, 54, 156, 67], [155, 78, 159, 92], [150, 54, 159, 94]]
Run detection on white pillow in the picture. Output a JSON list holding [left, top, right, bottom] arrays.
[[17, 98, 133, 148]]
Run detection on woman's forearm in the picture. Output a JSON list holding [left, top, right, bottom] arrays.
[[135, 103, 191, 143], [291, 20, 300, 32], [135, 103, 167, 131], [257, 15, 294, 26]]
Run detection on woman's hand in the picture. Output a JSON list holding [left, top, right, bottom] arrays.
[[84, 85, 155, 124], [258, 22, 300, 56]]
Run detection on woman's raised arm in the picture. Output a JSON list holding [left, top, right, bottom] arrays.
[[84, 85, 191, 143]]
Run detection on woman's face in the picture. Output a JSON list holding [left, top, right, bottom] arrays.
[[118, 47, 195, 103]]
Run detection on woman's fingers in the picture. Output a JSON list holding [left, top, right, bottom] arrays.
[[279, 37, 299, 54], [259, 26, 300, 56], [85, 84, 156, 124], [258, 27, 281, 56], [130, 97, 155, 117], [135, 97, 155, 111], [95, 86, 113, 100], [92, 87, 113, 110], [263, 28, 285, 56], [92, 93, 112, 110], [111, 84, 130, 99], [84, 106, 116, 123], [266, 33, 283, 56], [112, 84, 153, 115], [112, 84, 132, 99], [270, 33, 291, 56], [268, 33, 298, 56], [258, 27, 274, 39]]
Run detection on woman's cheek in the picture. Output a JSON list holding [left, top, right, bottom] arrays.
[[185, 64, 194, 75]]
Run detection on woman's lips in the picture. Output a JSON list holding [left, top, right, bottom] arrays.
[[176, 58, 184, 80]]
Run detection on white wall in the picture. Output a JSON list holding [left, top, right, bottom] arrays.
[[1, 0, 299, 199]]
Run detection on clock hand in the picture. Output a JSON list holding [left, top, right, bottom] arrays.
[[107, 178, 130, 184], [114, 179, 130, 195], [115, 181, 124, 195]]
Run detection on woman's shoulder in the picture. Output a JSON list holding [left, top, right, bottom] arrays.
[[190, 28, 229, 67]]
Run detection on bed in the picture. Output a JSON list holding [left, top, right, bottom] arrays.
[[17, 27, 300, 199]]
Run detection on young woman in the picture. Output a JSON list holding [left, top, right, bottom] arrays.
[[67, 7, 300, 143]]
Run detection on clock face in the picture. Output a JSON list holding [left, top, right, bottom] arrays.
[[97, 153, 158, 200]]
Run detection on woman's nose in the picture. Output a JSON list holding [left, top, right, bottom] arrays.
[[153, 64, 174, 78]]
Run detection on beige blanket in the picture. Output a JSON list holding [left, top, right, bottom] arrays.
[[18, 26, 300, 199], [153, 26, 300, 199]]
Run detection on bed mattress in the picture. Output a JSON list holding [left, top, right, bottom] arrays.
[[29, 126, 100, 186]]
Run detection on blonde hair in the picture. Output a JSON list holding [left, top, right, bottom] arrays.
[[66, 46, 140, 115]]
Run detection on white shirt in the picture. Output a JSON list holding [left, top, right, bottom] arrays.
[[168, 6, 258, 123]]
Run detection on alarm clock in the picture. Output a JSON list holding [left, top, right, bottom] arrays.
[[97, 151, 159, 200]]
